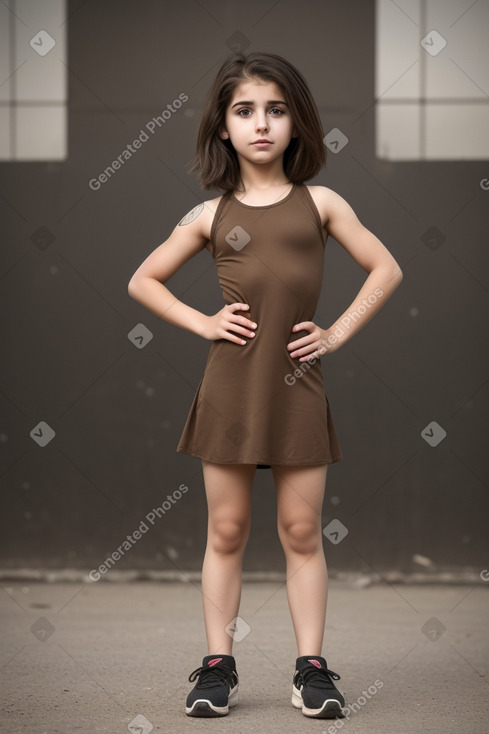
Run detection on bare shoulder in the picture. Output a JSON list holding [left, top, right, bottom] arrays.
[[305, 185, 353, 229], [177, 195, 223, 241]]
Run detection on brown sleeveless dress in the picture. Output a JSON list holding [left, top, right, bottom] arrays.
[[176, 183, 342, 468]]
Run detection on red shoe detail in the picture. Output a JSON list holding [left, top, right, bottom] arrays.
[[308, 659, 321, 668], [208, 657, 223, 666]]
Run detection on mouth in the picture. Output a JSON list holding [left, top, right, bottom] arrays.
[[252, 140, 272, 146]]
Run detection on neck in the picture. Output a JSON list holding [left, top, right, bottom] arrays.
[[235, 156, 289, 192]]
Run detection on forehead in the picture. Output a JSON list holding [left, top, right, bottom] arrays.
[[229, 77, 285, 103]]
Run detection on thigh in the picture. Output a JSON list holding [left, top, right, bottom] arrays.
[[202, 461, 256, 524], [271, 464, 328, 529]]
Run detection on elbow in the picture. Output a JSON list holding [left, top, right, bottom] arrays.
[[388, 260, 403, 288], [394, 266, 403, 285], [375, 263, 403, 294], [128, 276, 140, 299], [128, 273, 164, 301]]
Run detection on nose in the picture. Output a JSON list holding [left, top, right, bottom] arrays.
[[255, 109, 269, 132]]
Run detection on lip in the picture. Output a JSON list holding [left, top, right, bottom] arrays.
[[252, 140, 272, 146]]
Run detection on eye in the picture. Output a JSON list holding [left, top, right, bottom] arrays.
[[235, 107, 286, 117]]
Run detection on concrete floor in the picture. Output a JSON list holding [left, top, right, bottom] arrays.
[[0, 579, 488, 733]]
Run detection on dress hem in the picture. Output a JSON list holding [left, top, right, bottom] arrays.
[[176, 448, 343, 466]]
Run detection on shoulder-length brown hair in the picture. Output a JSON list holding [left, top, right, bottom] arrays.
[[187, 52, 326, 192]]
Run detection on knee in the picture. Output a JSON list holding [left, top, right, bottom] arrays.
[[279, 520, 321, 555], [209, 519, 249, 554]]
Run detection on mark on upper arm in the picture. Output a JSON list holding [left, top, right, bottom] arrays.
[[178, 203, 204, 226]]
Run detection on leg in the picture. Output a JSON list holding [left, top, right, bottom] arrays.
[[272, 463, 329, 657], [200, 460, 255, 655]]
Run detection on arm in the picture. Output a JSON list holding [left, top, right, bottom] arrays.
[[288, 188, 403, 362], [128, 202, 256, 345]]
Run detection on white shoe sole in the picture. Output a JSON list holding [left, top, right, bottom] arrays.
[[292, 685, 344, 718], [186, 685, 238, 717]]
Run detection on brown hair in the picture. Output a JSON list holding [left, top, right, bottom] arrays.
[[187, 52, 326, 192]]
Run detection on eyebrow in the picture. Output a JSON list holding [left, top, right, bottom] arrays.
[[231, 100, 288, 108]]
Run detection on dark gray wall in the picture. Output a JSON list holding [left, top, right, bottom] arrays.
[[1, 0, 487, 578]]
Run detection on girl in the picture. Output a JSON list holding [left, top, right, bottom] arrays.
[[128, 51, 403, 719]]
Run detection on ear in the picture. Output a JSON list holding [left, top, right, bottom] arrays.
[[220, 130, 229, 139]]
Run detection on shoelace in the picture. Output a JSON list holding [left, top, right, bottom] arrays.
[[188, 663, 236, 689], [300, 665, 341, 689]]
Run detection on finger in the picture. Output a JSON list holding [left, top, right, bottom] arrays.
[[225, 312, 256, 333], [292, 321, 314, 333], [223, 332, 249, 346], [296, 346, 319, 361], [290, 340, 323, 358], [218, 324, 250, 345], [224, 322, 255, 338], [229, 313, 257, 330], [228, 302, 250, 313], [287, 334, 316, 351], [298, 343, 328, 361], [227, 304, 256, 330]]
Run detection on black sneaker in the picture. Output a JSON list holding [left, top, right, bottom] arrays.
[[185, 654, 238, 717], [292, 655, 345, 718]]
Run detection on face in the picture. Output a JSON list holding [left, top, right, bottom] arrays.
[[221, 77, 298, 165]]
